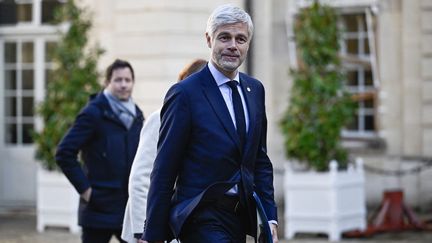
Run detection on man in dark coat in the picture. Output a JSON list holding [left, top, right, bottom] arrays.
[[142, 4, 278, 243], [56, 59, 144, 243]]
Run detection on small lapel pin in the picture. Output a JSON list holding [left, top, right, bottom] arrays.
[[247, 87, 251, 92]]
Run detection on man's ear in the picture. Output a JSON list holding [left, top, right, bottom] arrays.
[[205, 32, 212, 48]]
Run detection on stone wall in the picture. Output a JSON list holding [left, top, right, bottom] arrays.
[[83, 0, 242, 115]]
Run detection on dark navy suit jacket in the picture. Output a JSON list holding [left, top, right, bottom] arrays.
[[143, 66, 277, 241], [56, 93, 144, 229]]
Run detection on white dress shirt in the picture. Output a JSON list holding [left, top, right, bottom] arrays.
[[208, 62, 249, 131]]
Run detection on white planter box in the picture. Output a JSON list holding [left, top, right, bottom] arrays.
[[284, 159, 366, 241], [36, 166, 80, 233]]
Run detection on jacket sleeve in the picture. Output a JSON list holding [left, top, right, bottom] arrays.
[[143, 84, 191, 241], [253, 83, 278, 222], [127, 111, 161, 234], [55, 106, 96, 194]]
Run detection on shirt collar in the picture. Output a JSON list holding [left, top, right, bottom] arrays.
[[208, 61, 240, 87]]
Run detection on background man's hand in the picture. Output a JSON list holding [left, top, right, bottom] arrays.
[[80, 188, 92, 202], [270, 223, 278, 243]]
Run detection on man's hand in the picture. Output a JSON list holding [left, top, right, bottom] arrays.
[[270, 223, 278, 243], [137, 240, 147, 243], [80, 188, 92, 202]]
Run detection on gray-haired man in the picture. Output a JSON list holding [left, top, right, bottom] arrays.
[[142, 5, 278, 243]]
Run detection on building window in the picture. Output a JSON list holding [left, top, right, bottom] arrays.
[[339, 11, 378, 137], [0, 0, 64, 26], [287, 2, 380, 139], [1, 0, 63, 145], [3, 39, 57, 145], [42, 0, 63, 24], [0, 0, 31, 25], [4, 41, 35, 144]]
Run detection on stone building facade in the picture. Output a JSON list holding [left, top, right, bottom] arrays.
[[0, 0, 431, 219]]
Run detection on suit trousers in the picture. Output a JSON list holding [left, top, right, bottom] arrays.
[[81, 227, 127, 243], [179, 195, 249, 243]]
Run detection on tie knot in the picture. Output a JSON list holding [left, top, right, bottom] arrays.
[[226, 80, 238, 90]]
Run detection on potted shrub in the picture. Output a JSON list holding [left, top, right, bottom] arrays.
[[32, 0, 103, 233], [280, 1, 365, 241]]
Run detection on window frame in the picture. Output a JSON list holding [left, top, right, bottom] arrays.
[[339, 8, 379, 138], [287, 0, 381, 140], [3, 39, 34, 144], [0, 0, 62, 146], [1, 36, 59, 146], [0, 0, 66, 27]]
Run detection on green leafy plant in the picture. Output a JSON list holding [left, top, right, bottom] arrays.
[[280, 1, 354, 171], [33, 0, 104, 171]]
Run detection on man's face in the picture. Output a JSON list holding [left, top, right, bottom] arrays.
[[206, 22, 250, 77], [106, 67, 134, 101]]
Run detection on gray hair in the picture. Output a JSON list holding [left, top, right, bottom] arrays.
[[206, 4, 254, 38]]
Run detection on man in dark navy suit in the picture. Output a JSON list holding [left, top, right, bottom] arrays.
[[56, 59, 144, 243], [142, 4, 278, 243]]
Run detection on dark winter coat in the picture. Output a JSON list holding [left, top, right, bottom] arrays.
[[56, 92, 144, 229]]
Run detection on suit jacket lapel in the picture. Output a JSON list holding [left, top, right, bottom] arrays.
[[200, 67, 242, 152], [240, 75, 257, 159]]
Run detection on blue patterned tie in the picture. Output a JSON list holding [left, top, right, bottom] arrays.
[[226, 81, 246, 149]]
